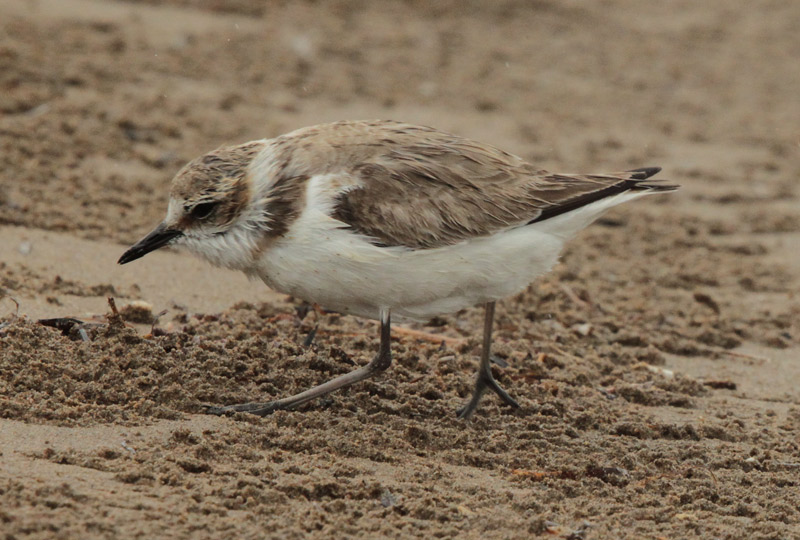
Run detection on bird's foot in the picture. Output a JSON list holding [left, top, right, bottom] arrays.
[[456, 366, 520, 420]]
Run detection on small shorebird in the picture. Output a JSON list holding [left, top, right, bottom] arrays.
[[119, 120, 676, 419]]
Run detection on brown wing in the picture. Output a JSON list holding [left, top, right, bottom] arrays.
[[320, 123, 672, 249]]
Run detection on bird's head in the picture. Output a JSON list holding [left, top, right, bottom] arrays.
[[118, 141, 268, 269]]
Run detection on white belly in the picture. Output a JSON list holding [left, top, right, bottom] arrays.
[[254, 208, 564, 322], [248, 172, 654, 322]]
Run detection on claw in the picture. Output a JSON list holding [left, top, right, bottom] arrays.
[[202, 404, 232, 416], [201, 403, 240, 416], [456, 370, 519, 420]]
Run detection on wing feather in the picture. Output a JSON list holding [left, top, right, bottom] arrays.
[[270, 121, 676, 249]]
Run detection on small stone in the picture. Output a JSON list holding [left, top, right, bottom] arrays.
[[572, 323, 593, 336], [380, 489, 397, 508]]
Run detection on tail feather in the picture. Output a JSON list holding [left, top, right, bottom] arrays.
[[625, 167, 679, 193], [527, 166, 678, 238], [528, 166, 677, 225]]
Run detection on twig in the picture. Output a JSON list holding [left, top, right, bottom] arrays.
[[391, 325, 466, 345], [707, 467, 719, 491], [303, 324, 318, 347], [548, 344, 583, 363], [1, 295, 20, 318], [106, 297, 126, 331], [559, 283, 591, 309], [151, 309, 169, 335], [719, 349, 772, 363]]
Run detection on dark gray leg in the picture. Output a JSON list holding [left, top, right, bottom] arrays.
[[456, 301, 520, 419], [205, 310, 393, 417]]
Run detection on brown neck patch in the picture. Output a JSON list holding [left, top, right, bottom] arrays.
[[262, 173, 308, 238], [247, 172, 309, 260]]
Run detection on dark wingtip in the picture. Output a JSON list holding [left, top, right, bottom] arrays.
[[626, 167, 679, 191], [627, 166, 662, 180]]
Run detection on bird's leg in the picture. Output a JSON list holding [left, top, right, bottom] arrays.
[[300, 303, 330, 347], [205, 310, 393, 417], [456, 301, 520, 419]]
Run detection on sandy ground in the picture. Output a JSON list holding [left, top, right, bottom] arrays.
[[1, 0, 800, 538]]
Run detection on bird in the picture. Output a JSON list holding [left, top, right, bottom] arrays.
[[118, 120, 677, 419]]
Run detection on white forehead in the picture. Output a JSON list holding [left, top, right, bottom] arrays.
[[165, 198, 183, 225]]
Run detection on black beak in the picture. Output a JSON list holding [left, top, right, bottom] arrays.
[[118, 223, 183, 265]]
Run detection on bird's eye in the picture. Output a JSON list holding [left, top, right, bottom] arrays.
[[190, 201, 217, 220]]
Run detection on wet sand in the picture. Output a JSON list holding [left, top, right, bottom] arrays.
[[1, 1, 799, 538]]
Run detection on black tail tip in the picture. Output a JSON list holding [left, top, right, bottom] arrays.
[[627, 166, 661, 180]]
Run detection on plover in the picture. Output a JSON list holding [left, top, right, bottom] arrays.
[[119, 120, 677, 419]]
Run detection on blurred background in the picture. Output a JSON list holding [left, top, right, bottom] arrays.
[[2, 0, 798, 241], [1, 1, 799, 537]]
